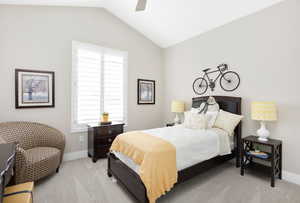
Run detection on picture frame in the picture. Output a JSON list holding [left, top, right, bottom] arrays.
[[137, 79, 155, 105], [15, 69, 55, 108]]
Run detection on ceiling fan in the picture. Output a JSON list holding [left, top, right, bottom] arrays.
[[136, 0, 147, 11]]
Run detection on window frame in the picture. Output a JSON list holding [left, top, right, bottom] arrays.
[[71, 41, 128, 133]]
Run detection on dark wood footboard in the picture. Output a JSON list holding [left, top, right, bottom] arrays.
[[108, 153, 148, 203], [108, 151, 236, 203]]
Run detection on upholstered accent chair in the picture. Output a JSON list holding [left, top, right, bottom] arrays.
[[0, 122, 65, 184]]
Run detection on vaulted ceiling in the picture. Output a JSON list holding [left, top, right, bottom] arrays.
[[0, 0, 285, 47]]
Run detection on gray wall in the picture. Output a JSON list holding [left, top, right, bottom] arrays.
[[163, 0, 300, 174], [0, 5, 164, 153]]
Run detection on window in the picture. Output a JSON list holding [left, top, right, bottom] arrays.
[[72, 41, 127, 132]]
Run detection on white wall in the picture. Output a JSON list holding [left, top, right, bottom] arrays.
[[0, 5, 164, 153], [163, 0, 300, 174]]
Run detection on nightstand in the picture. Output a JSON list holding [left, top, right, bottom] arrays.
[[166, 123, 175, 127], [241, 135, 282, 187], [88, 123, 124, 162]]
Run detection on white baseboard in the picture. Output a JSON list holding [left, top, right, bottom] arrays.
[[63, 150, 88, 162], [283, 171, 300, 185]]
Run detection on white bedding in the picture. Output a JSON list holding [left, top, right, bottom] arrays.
[[113, 125, 232, 173]]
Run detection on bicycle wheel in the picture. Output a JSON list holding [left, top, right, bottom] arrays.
[[219, 71, 240, 92], [193, 77, 208, 95]]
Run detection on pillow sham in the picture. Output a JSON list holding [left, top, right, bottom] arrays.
[[213, 110, 243, 135], [183, 111, 207, 129]]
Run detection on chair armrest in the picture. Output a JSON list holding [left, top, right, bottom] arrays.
[[0, 135, 7, 144], [41, 127, 66, 163], [14, 145, 29, 184]]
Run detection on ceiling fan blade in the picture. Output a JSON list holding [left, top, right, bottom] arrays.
[[136, 0, 147, 11]]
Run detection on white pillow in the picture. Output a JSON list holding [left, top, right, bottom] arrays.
[[199, 97, 219, 113], [183, 111, 207, 129], [190, 108, 200, 114], [206, 111, 219, 128], [213, 110, 243, 134]]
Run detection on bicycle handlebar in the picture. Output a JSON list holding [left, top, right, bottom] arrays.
[[218, 64, 228, 71]]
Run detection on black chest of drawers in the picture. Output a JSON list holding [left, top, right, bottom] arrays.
[[88, 123, 124, 163], [0, 143, 15, 203]]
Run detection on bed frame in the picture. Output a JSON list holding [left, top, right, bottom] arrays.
[[107, 96, 242, 203]]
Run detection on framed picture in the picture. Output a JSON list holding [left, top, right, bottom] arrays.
[[15, 69, 55, 108], [137, 79, 155, 105]]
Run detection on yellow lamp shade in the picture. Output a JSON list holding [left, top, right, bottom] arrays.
[[251, 102, 277, 121], [171, 101, 185, 113]]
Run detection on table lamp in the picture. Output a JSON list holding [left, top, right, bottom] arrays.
[[171, 101, 185, 124], [251, 102, 277, 141]]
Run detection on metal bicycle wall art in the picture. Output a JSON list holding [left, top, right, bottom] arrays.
[[192, 64, 240, 95]]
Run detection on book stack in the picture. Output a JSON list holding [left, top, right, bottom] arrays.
[[246, 151, 269, 159]]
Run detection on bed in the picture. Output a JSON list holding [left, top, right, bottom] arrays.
[[107, 96, 242, 203]]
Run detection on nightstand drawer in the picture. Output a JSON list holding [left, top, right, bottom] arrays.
[[95, 145, 111, 156], [95, 136, 116, 145], [95, 125, 123, 136]]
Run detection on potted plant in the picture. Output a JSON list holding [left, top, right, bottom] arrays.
[[102, 112, 109, 122]]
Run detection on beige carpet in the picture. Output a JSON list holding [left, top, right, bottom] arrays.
[[35, 158, 300, 203]]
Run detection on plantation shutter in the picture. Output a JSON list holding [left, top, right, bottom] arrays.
[[103, 53, 125, 122], [72, 41, 127, 132]]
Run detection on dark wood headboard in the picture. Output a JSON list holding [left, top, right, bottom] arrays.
[[192, 96, 242, 167]]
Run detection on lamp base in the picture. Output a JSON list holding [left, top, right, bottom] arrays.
[[257, 121, 270, 142], [174, 113, 180, 124], [258, 137, 268, 142]]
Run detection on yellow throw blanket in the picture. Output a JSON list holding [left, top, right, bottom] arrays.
[[110, 131, 177, 203]]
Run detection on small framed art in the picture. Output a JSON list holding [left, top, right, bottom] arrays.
[[15, 69, 55, 108], [137, 79, 155, 105]]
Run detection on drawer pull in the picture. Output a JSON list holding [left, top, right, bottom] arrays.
[[108, 130, 113, 134], [108, 138, 112, 142]]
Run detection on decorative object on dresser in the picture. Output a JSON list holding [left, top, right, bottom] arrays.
[[137, 79, 155, 104], [171, 100, 185, 124], [15, 69, 55, 108], [0, 122, 65, 184], [88, 123, 124, 163], [107, 96, 242, 203], [241, 135, 282, 187], [192, 64, 240, 95], [0, 143, 15, 203], [251, 102, 277, 141], [100, 112, 112, 125]]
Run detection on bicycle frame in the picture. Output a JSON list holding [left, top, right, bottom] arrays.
[[204, 68, 224, 84], [193, 64, 240, 95]]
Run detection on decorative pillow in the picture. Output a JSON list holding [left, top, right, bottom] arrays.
[[206, 111, 219, 128], [199, 96, 219, 113], [213, 110, 243, 134], [183, 111, 207, 129]]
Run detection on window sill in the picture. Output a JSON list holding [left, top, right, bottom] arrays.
[[71, 126, 88, 134]]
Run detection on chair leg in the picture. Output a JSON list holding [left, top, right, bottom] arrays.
[[56, 167, 60, 173]]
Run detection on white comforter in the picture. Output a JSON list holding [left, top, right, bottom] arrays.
[[113, 125, 232, 173]]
